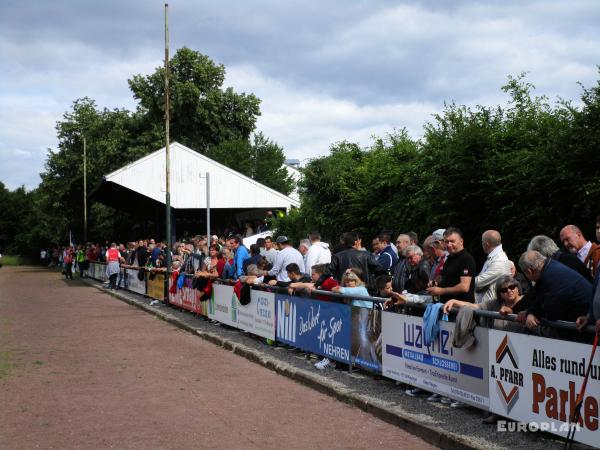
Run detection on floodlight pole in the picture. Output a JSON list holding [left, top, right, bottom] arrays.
[[164, 3, 172, 275], [83, 136, 87, 245], [206, 172, 210, 241]]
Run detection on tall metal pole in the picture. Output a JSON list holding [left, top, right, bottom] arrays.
[[164, 3, 172, 274], [83, 136, 87, 244], [206, 172, 210, 241]]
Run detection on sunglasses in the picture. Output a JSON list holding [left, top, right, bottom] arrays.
[[500, 284, 518, 294]]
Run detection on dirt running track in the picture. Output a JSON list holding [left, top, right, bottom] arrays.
[[0, 267, 433, 449]]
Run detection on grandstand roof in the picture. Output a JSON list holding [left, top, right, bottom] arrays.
[[92, 142, 300, 211]]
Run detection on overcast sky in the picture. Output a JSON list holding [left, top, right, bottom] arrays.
[[1, 0, 599, 190]]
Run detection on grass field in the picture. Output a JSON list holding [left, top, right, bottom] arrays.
[[0, 255, 34, 266]]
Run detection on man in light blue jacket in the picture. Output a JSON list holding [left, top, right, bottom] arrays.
[[230, 235, 249, 281]]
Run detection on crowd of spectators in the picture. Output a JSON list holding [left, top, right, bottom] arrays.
[[62, 216, 600, 342], [49, 215, 600, 425]]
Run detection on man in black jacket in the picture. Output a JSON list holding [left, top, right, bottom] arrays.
[[329, 232, 383, 291]]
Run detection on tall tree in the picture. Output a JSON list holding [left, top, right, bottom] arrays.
[[128, 47, 261, 152], [207, 132, 294, 195]]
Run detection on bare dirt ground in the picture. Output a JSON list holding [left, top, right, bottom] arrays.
[[0, 266, 433, 449]]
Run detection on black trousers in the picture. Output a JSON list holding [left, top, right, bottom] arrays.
[[109, 273, 118, 288]]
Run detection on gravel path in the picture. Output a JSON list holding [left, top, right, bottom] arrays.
[[0, 266, 433, 449], [79, 272, 589, 450]]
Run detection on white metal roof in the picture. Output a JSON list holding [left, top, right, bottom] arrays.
[[104, 142, 300, 209]]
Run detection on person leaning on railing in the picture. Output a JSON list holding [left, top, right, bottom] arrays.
[[442, 275, 526, 333], [392, 245, 430, 294], [267, 263, 310, 291], [576, 274, 600, 335], [331, 268, 372, 308], [379, 275, 408, 311], [517, 250, 591, 338], [286, 263, 339, 301]]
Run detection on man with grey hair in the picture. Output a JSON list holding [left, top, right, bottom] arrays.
[[527, 235, 592, 282], [298, 239, 311, 270], [518, 250, 591, 330], [395, 234, 411, 256], [474, 230, 510, 303], [392, 245, 430, 293]]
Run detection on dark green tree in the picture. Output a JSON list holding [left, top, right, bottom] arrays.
[[207, 132, 294, 195], [276, 72, 600, 262], [128, 47, 261, 152]]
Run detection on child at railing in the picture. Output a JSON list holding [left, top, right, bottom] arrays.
[[332, 268, 372, 309]]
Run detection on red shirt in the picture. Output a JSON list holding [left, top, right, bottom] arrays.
[[106, 248, 120, 262], [315, 277, 339, 301]]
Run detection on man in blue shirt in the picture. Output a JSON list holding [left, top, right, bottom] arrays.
[[230, 235, 249, 280], [149, 241, 163, 267], [373, 232, 398, 274]]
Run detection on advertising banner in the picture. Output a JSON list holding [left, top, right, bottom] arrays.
[[87, 262, 96, 279], [237, 289, 276, 340], [87, 262, 107, 281], [488, 329, 600, 447], [382, 312, 489, 408], [146, 273, 165, 301], [168, 276, 209, 316], [351, 306, 382, 372], [96, 263, 107, 281], [124, 269, 146, 294], [276, 294, 351, 364], [208, 283, 238, 327]]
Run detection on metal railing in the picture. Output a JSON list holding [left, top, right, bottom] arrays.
[[85, 261, 598, 338]]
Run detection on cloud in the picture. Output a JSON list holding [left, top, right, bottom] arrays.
[[1, 0, 600, 189]]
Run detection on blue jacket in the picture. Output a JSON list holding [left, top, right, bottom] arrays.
[[233, 245, 250, 280], [378, 244, 399, 273], [527, 259, 591, 322], [223, 260, 235, 280], [423, 303, 445, 347]]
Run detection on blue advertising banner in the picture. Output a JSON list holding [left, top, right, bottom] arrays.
[[351, 306, 382, 373], [276, 294, 351, 364]]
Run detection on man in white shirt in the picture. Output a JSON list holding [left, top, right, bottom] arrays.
[[263, 236, 305, 282], [560, 224, 600, 277], [475, 230, 510, 303]]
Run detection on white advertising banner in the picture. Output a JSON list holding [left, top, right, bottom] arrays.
[[124, 269, 146, 294], [382, 312, 489, 408], [488, 329, 600, 447], [208, 283, 238, 327], [87, 262, 107, 281], [237, 290, 276, 340], [97, 263, 108, 281]]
